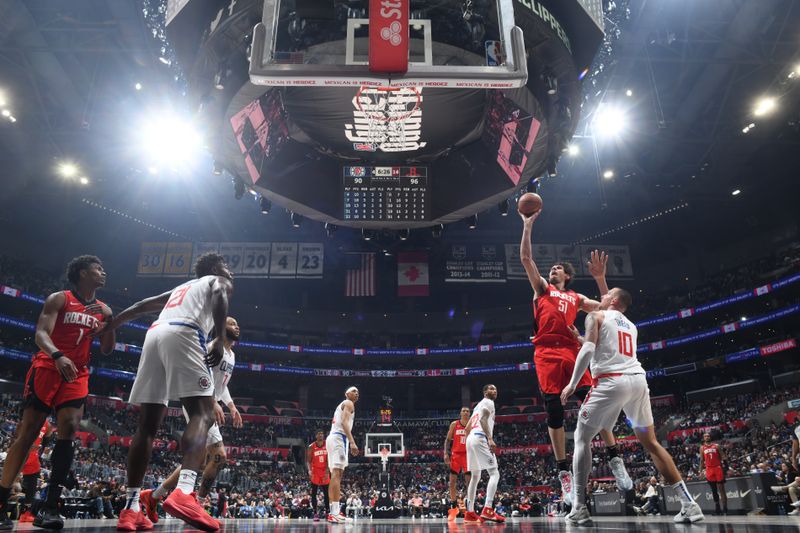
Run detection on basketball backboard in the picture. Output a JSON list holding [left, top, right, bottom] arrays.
[[249, 0, 527, 88], [365, 432, 405, 458]]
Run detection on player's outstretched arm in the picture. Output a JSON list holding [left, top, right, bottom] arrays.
[[519, 210, 547, 296], [107, 290, 173, 330], [580, 250, 610, 311], [444, 421, 456, 462], [560, 311, 604, 404]]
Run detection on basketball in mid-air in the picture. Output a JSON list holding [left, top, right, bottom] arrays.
[[517, 193, 543, 216]]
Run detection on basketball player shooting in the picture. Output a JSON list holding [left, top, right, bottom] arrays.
[[444, 407, 471, 521], [0, 255, 113, 531], [326, 387, 360, 524], [101, 252, 233, 532], [559, 287, 704, 525], [519, 211, 632, 503]]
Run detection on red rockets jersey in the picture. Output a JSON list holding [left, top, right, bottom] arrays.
[[533, 285, 581, 349], [309, 442, 328, 472], [701, 443, 722, 469], [451, 420, 467, 454], [32, 291, 106, 371]]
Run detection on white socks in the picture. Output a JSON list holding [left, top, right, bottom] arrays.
[[125, 488, 141, 512], [177, 469, 197, 495], [330, 502, 340, 516], [152, 484, 167, 499], [672, 480, 694, 504]]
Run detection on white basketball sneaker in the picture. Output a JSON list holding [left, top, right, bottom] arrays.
[[565, 504, 592, 526], [673, 501, 704, 523], [609, 457, 634, 491]]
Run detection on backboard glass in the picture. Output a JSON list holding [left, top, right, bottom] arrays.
[[249, 0, 527, 88], [365, 432, 405, 458]]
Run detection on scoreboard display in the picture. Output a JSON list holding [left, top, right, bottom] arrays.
[[342, 166, 429, 221]]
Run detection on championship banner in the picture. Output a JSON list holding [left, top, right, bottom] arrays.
[[579, 245, 633, 277], [398, 251, 429, 296], [137, 242, 168, 276], [504, 243, 632, 280], [445, 244, 506, 283]]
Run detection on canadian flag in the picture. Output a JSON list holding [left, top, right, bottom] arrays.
[[398, 252, 429, 297]]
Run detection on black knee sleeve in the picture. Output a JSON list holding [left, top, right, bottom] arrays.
[[45, 439, 74, 507], [544, 394, 565, 429]]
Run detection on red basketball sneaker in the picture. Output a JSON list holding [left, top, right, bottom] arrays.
[[463, 510, 481, 524], [479, 507, 506, 523], [18, 511, 35, 523], [140, 489, 160, 524], [116, 509, 154, 531], [163, 490, 220, 531]]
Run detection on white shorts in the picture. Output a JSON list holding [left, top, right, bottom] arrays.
[[182, 406, 223, 447], [578, 373, 654, 431], [326, 433, 349, 470], [129, 323, 215, 406], [466, 432, 497, 472]]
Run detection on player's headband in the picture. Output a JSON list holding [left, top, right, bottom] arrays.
[[346, 387, 358, 394]]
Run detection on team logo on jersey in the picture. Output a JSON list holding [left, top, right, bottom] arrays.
[[198, 376, 211, 389], [580, 408, 589, 420]]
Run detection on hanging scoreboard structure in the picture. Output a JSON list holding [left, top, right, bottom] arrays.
[[343, 165, 429, 222]]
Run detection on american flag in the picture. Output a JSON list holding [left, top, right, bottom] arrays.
[[345, 253, 376, 297]]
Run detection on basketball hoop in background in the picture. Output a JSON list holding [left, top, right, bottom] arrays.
[[379, 446, 391, 466], [354, 86, 422, 152]]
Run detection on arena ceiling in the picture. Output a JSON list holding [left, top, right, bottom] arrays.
[[0, 0, 798, 275]]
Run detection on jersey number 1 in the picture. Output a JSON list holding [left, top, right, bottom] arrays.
[[617, 331, 633, 357]]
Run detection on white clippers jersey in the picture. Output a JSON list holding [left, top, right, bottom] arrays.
[[468, 398, 496, 436], [591, 310, 645, 376], [330, 400, 354, 434], [156, 276, 217, 335], [211, 346, 235, 402]]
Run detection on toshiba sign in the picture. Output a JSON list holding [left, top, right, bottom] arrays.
[[369, 0, 409, 73]]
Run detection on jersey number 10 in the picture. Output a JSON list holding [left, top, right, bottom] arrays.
[[617, 331, 633, 357]]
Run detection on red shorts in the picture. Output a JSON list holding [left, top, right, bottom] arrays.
[[21, 453, 41, 476], [450, 452, 468, 474], [535, 345, 592, 395], [705, 466, 724, 483], [23, 365, 88, 412], [311, 470, 330, 486]]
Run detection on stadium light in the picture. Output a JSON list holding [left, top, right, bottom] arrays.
[[8, 115, 16, 123], [625, 89, 633, 97], [259, 197, 272, 214], [79, 177, 89, 185], [753, 97, 776, 117], [731, 189, 741, 196], [58, 162, 79, 178], [467, 214, 477, 229], [134, 82, 142, 91], [593, 104, 627, 137], [0, 109, 9, 117], [567, 144, 580, 156], [137, 114, 203, 167], [603, 169, 614, 179], [0, 92, 5, 107]]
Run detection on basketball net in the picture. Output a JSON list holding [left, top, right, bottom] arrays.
[[379, 447, 390, 471], [355, 86, 421, 152]]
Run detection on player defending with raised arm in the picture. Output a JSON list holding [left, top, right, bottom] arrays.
[[326, 387, 360, 524], [519, 211, 632, 502], [141, 317, 243, 524], [103, 252, 233, 532], [700, 432, 728, 515], [0, 256, 114, 530], [464, 385, 504, 524], [307, 430, 330, 521], [560, 288, 703, 525], [444, 407, 471, 521]]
